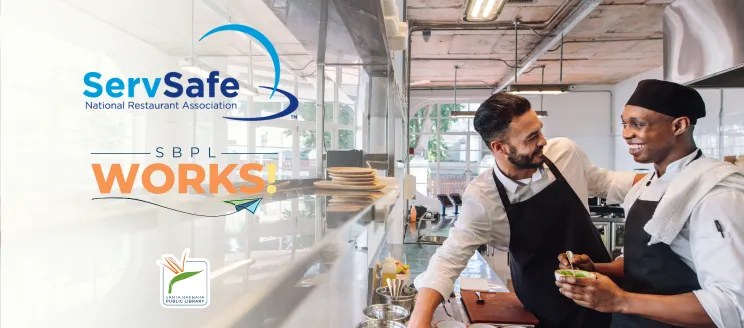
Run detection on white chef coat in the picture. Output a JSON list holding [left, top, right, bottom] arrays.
[[621, 149, 744, 328], [414, 137, 637, 300]]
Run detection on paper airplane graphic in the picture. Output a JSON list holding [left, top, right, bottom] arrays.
[[223, 198, 263, 214]]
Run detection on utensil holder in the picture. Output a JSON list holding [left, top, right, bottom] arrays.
[[376, 286, 417, 316]]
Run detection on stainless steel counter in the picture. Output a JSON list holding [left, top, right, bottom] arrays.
[[7, 185, 399, 328]]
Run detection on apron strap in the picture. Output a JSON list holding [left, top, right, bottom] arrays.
[[542, 156, 565, 182], [492, 168, 512, 211]]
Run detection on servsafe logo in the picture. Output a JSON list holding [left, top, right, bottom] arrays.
[[83, 23, 299, 121], [157, 248, 210, 308]]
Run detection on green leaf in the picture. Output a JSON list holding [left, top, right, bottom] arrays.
[[168, 270, 202, 294]]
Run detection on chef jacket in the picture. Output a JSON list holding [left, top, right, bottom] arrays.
[[414, 137, 637, 300], [620, 149, 744, 328]]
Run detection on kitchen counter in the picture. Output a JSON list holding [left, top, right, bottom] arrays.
[[376, 236, 509, 325], [6, 185, 399, 328]]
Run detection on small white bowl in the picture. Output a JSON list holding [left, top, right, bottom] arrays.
[[435, 320, 467, 328], [555, 269, 596, 281]]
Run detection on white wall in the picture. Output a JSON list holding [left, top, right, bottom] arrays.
[[609, 67, 744, 171], [610, 67, 663, 172], [410, 86, 616, 169]]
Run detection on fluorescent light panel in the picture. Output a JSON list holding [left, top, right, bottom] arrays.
[[410, 80, 431, 86], [507, 84, 571, 95], [465, 0, 508, 21]]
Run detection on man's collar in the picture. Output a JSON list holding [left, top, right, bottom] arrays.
[[493, 163, 546, 194], [657, 148, 702, 181]]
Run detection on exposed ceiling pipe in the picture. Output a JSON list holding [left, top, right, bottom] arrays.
[[200, 0, 310, 78], [412, 0, 578, 32], [493, 0, 603, 94], [405, 0, 578, 119], [546, 37, 664, 52]]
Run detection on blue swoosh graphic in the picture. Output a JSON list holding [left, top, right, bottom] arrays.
[[199, 24, 281, 99], [224, 86, 299, 121]]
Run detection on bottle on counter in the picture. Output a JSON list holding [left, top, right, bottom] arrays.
[[382, 257, 397, 285], [409, 204, 417, 223]]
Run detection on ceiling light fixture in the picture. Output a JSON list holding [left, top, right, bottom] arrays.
[[465, 0, 508, 22], [507, 84, 571, 95], [410, 80, 431, 86], [179, 58, 213, 78]]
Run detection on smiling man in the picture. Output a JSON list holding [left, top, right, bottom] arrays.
[[408, 93, 643, 328], [556, 79, 744, 328]]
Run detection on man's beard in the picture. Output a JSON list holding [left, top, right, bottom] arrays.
[[507, 144, 544, 169]]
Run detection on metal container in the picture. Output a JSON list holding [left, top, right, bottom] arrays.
[[355, 319, 407, 328], [375, 286, 417, 314], [363, 304, 409, 322]]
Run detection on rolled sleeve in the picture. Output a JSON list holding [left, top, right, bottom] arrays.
[[690, 187, 744, 328], [413, 189, 494, 300]]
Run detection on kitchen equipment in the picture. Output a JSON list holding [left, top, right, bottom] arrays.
[[362, 304, 409, 322], [460, 291, 539, 326], [593, 222, 611, 254], [376, 286, 417, 314], [437, 194, 454, 216], [355, 319, 407, 328], [449, 193, 462, 215], [611, 222, 625, 258]]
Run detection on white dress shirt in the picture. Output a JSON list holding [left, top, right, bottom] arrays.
[[622, 149, 744, 328], [414, 137, 637, 300]]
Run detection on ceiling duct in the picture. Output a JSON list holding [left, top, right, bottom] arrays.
[[664, 0, 744, 88]]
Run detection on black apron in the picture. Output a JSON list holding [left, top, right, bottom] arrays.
[[611, 151, 703, 328], [493, 156, 612, 328]]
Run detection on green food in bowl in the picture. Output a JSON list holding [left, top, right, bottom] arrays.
[[556, 270, 592, 277]]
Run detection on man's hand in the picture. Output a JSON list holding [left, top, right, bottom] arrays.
[[555, 272, 628, 313], [406, 314, 432, 328], [407, 288, 441, 328], [557, 253, 596, 271]]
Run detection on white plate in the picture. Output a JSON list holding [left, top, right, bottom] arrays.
[[435, 321, 466, 328]]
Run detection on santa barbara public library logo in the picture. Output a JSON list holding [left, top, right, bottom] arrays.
[[157, 248, 210, 308]]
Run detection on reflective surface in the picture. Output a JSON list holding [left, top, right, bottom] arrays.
[[4, 187, 398, 328], [664, 0, 744, 87]]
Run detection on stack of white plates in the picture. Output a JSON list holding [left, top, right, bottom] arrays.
[[314, 167, 387, 191]]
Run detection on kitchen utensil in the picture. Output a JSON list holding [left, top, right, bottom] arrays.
[[362, 304, 409, 322], [475, 292, 485, 304], [387, 278, 393, 292], [355, 319, 407, 328], [376, 286, 417, 314], [565, 251, 574, 271]]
